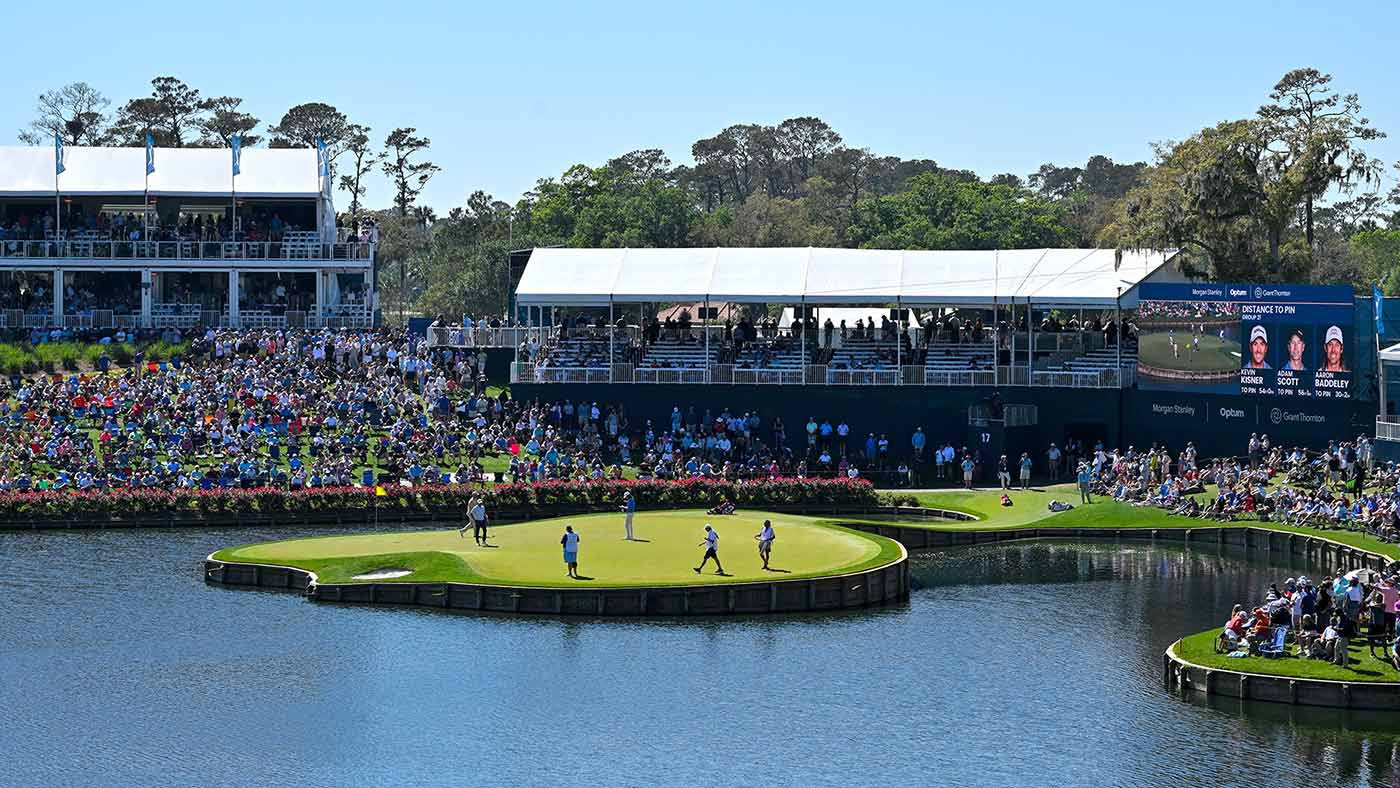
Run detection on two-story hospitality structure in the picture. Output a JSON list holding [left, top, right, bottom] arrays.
[[0, 145, 375, 330]]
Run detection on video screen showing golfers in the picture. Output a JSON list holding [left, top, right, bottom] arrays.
[[1135, 283, 1353, 400]]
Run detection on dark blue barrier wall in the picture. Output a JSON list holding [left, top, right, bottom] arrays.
[[512, 382, 1370, 462]]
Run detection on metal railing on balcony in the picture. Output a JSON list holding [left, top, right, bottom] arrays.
[[1377, 418, 1400, 442], [427, 325, 532, 348], [0, 239, 375, 263]]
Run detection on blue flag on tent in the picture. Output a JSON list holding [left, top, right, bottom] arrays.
[[54, 133, 65, 175], [1376, 284, 1386, 337], [316, 137, 329, 178], [145, 134, 155, 175], [231, 135, 242, 176]]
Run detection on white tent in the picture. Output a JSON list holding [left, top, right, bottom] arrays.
[[514, 247, 1182, 309], [0, 145, 322, 198]]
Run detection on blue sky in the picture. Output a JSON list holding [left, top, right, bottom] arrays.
[[5, 1, 1398, 213]]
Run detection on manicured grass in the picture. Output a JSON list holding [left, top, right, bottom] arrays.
[[213, 509, 902, 588], [1176, 628, 1400, 683], [1138, 330, 1238, 373], [891, 486, 1400, 560]]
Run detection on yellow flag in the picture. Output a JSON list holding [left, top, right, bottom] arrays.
[[375, 486, 387, 497]]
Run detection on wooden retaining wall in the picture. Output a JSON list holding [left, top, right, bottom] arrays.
[[202, 548, 910, 617], [1163, 645, 1400, 710]]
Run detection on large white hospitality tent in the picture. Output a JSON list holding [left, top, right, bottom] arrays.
[[514, 247, 1185, 311], [0, 145, 323, 198]]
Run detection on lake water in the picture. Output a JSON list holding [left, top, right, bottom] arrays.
[[4, 525, 1400, 787]]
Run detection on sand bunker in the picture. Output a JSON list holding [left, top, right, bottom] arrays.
[[351, 568, 413, 580]]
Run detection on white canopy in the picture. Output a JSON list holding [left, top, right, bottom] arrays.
[[0, 145, 322, 198], [515, 247, 1180, 309]]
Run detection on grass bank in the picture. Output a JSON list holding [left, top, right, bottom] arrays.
[[213, 509, 902, 588], [1176, 629, 1399, 683]]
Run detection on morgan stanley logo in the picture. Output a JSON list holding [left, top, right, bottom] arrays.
[[1151, 403, 1195, 417]]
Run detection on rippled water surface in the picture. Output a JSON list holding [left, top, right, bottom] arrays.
[[5, 525, 1400, 787]]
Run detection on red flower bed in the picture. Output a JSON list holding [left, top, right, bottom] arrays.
[[0, 477, 877, 518]]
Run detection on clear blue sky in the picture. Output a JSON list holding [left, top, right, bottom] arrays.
[[5, 0, 1398, 213]]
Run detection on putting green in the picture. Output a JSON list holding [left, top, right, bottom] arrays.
[[1138, 331, 1237, 374], [213, 509, 901, 588]]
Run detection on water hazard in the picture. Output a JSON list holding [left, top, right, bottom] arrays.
[[4, 525, 1400, 787]]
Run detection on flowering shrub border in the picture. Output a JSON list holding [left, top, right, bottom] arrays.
[[0, 477, 878, 519]]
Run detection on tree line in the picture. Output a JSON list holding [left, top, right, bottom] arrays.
[[17, 77, 438, 227], [18, 69, 1400, 321]]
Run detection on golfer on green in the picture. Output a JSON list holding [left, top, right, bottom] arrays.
[[694, 523, 724, 575], [561, 525, 580, 579], [754, 519, 776, 570]]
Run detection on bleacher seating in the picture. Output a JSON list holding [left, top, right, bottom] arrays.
[[1059, 341, 1138, 373], [734, 338, 807, 369], [827, 338, 901, 370], [639, 339, 717, 369], [541, 336, 625, 368], [922, 341, 995, 371]]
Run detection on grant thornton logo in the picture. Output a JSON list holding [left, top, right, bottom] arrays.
[[1254, 286, 1264, 299], [1271, 408, 1325, 425], [1270, 407, 1282, 425]]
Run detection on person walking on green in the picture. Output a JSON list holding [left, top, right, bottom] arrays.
[[621, 490, 636, 540], [561, 525, 581, 579], [754, 519, 776, 570], [694, 524, 725, 575]]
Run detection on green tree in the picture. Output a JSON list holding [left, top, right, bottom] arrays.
[[1351, 230, 1400, 294], [381, 128, 440, 218], [1107, 120, 1290, 279], [18, 82, 111, 145], [847, 172, 1070, 250], [337, 124, 380, 228], [110, 77, 206, 147], [1257, 68, 1386, 248], [198, 97, 261, 147], [268, 102, 352, 177]]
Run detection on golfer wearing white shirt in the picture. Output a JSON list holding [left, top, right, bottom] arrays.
[[694, 524, 725, 575], [754, 520, 776, 570], [561, 525, 580, 578]]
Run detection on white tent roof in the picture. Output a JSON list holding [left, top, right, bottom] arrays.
[[0, 145, 321, 198], [515, 247, 1178, 309]]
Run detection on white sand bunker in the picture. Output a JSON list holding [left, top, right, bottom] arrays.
[[352, 568, 413, 580]]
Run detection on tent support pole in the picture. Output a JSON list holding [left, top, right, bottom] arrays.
[[1028, 300, 1035, 387], [896, 300, 902, 383], [800, 301, 806, 385], [704, 298, 710, 384], [609, 300, 615, 383]]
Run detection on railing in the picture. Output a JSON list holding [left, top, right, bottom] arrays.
[[732, 367, 803, 385], [1377, 418, 1400, 442], [506, 360, 1133, 389], [826, 368, 899, 386], [427, 325, 531, 348], [634, 367, 707, 384], [0, 239, 375, 263], [924, 368, 996, 386]]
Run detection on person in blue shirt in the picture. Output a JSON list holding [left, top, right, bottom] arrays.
[[1077, 463, 1092, 504], [620, 490, 637, 540], [1018, 453, 1033, 490]]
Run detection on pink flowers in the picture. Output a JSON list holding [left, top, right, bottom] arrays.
[[0, 477, 877, 517]]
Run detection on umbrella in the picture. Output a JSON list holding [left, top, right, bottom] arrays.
[[1345, 568, 1381, 585]]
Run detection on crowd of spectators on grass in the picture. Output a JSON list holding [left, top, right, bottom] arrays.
[[1217, 569, 1400, 672]]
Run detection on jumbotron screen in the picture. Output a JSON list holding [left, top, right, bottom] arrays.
[[1135, 283, 1353, 400]]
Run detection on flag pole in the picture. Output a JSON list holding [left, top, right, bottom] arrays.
[[53, 135, 62, 246]]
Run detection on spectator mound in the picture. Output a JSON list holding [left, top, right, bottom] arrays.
[[1175, 627, 1400, 683], [212, 509, 901, 588]]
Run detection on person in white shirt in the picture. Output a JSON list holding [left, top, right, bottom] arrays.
[[694, 524, 725, 575], [754, 520, 776, 570], [560, 525, 580, 578]]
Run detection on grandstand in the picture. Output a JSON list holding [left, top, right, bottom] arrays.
[[510, 246, 1185, 389], [0, 145, 376, 330]]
